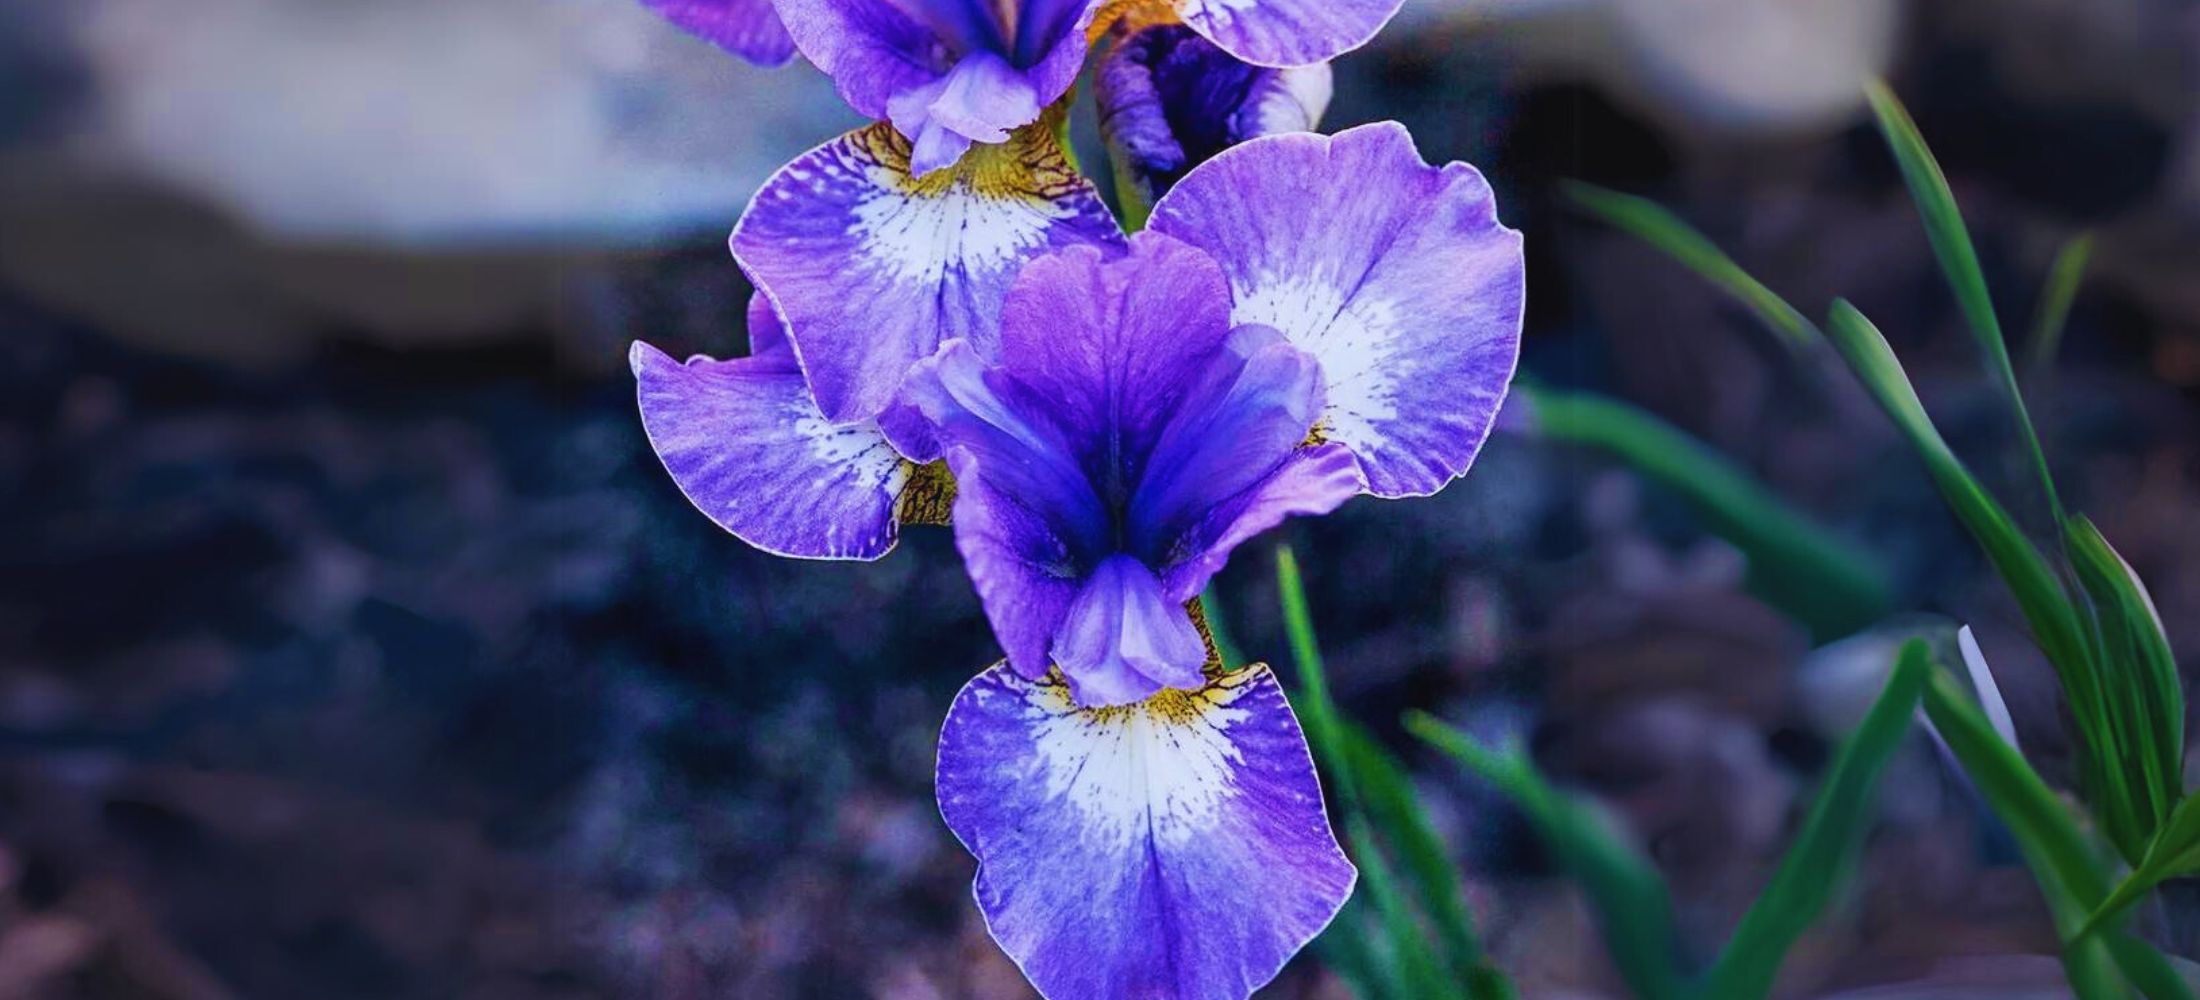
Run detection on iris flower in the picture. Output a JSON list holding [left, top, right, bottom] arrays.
[[635, 121, 1522, 998], [921, 125, 1519, 1000]]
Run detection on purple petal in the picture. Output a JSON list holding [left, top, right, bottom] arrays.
[[732, 119, 1124, 424], [1148, 122, 1525, 498], [1098, 22, 1331, 203], [904, 341, 1109, 678], [919, 235, 1352, 689], [1172, 0, 1403, 67], [631, 339, 913, 560], [1162, 441, 1363, 600], [1010, 0, 1098, 110], [990, 232, 1237, 481], [937, 662, 1356, 1000], [1128, 324, 1328, 563], [773, 0, 951, 121], [1053, 554, 1208, 706], [743, 288, 791, 359], [641, 0, 798, 65], [775, 0, 1093, 156]]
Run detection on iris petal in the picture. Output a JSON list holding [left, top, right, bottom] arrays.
[[631, 332, 915, 561], [1172, 0, 1404, 67], [640, 0, 798, 65], [732, 116, 1124, 425], [938, 661, 1356, 1000], [1148, 122, 1525, 498]]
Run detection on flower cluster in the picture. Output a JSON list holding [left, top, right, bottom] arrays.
[[632, 2, 1524, 997]]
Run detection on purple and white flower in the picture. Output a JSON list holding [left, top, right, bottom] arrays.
[[631, 109, 1523, 1000], [913, 232, 1361, 998]]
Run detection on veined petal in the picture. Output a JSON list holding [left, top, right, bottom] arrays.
[[1172, 0, 1402, 67], [640, 0, 797, 66], [937, 662, 1356, 1000], [1160, 441, 1362, 602], [991, 232, 1237, 494], [1129, 324, 1327, 561], [905, 341, 1111, 678], [1148, 122, 1525, 498], [733, 117, 1124, 424], [632, 337, 914, 560], [774, 0, 953, 121]]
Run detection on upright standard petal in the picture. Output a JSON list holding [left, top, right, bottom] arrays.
[[989, 234, 1238, 484], [905, 340, 1111, 677], [732, 116, 1123, 424], [632, 300, 940, 560], [937, 662, 1355, 1000], [1172, 0, 1403, 67], [640, 0, 797, 66], [1148, 122, 1525, 498], [914, 234, 1354, 700], [1098, 22, 1330, 204]]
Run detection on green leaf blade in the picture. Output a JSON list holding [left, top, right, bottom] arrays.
[[1866, 79, 2066, 527], [1562, 182, 1819, 351], [1523, 384, 1892, 641], [1407, 713, 1687, 1000], [1700, 640, 1931, 1000], [2026, 233, 2094, 375]]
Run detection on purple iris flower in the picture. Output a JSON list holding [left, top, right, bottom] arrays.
[[640, 0, 797, 66], [914, 127, 1522, 1000], [1098, 21, 1331, 206], [633, 121, 1523, 1000], [915, 232, 1363, 999]]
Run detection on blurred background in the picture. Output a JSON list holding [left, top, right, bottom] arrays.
[[1, 0, 2197, 996]]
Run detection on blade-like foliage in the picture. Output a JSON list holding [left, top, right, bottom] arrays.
[[1523, 384, 1891, 641], [1562, 182, 1818, 352], [1866, 80, 2066, 528], [2026, 233, 2094, 375], [2067, 518, 2185, 842], [1406, 712, 1687, 1000], [1277, 546, 1483, 1000], [1923, 668, 2130, 1000], [1699, 640, 1930, 1000], [1819, 302, 2142, 853], [1339, 721, 1501, 991]]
